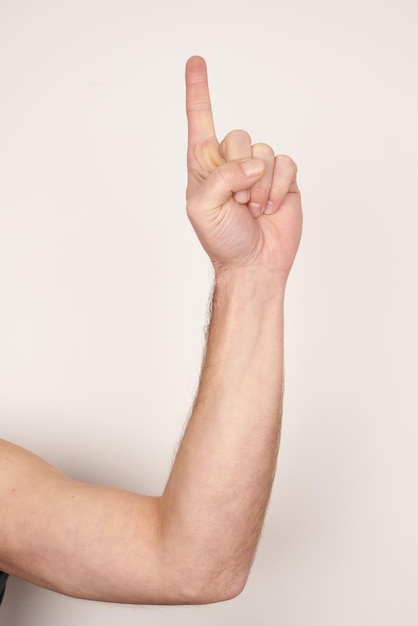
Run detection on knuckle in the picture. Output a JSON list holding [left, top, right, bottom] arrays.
[[225, 129, 251, 144], [276, 154, 298, 174], [252, 143, 274, 159]]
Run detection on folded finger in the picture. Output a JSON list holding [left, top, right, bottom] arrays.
[[247, 143, 275, 218], [264, 155, 298, 215], [218, 130, 252, 204], [219, 129, 252, 162]]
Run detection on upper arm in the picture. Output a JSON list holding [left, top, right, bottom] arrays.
[[0, 439, 176, 604]]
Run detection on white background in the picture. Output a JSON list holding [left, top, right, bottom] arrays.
[[1, 0, 417, 623]]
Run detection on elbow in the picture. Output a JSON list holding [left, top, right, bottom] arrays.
[[176, 568, 250, 605], [206, 575, 248, 604]]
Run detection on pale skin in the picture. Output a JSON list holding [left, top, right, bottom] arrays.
[[0, 56, 302, 605]]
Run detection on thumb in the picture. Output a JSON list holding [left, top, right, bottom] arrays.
[[187, 158, 265, 216]]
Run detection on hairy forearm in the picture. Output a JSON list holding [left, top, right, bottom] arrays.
[[159, 267, 287, 601], [0, 270, 287, 605]]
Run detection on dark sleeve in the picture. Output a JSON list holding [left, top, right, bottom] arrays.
[[0, 571, 9, 605]]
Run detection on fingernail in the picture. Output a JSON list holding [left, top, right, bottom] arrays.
[[235, 189, 250, 204], [264, 201, 275, 215], [248, 202, 262, 217], [240, 158, 265, 177]]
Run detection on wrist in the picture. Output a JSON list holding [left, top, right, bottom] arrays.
[[213, 265, 288, 303]]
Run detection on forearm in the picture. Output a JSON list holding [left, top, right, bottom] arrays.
[[159, 267, 287, 601]]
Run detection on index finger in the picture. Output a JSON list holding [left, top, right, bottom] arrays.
[[185, 56, 217, 149]]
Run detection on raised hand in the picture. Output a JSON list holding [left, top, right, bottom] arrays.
[[185, 56, 302, 278]]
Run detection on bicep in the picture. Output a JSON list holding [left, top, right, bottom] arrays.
[[0, 439, 170, 604]]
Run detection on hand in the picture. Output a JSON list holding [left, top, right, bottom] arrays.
[[185, 56, 303, 277]]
